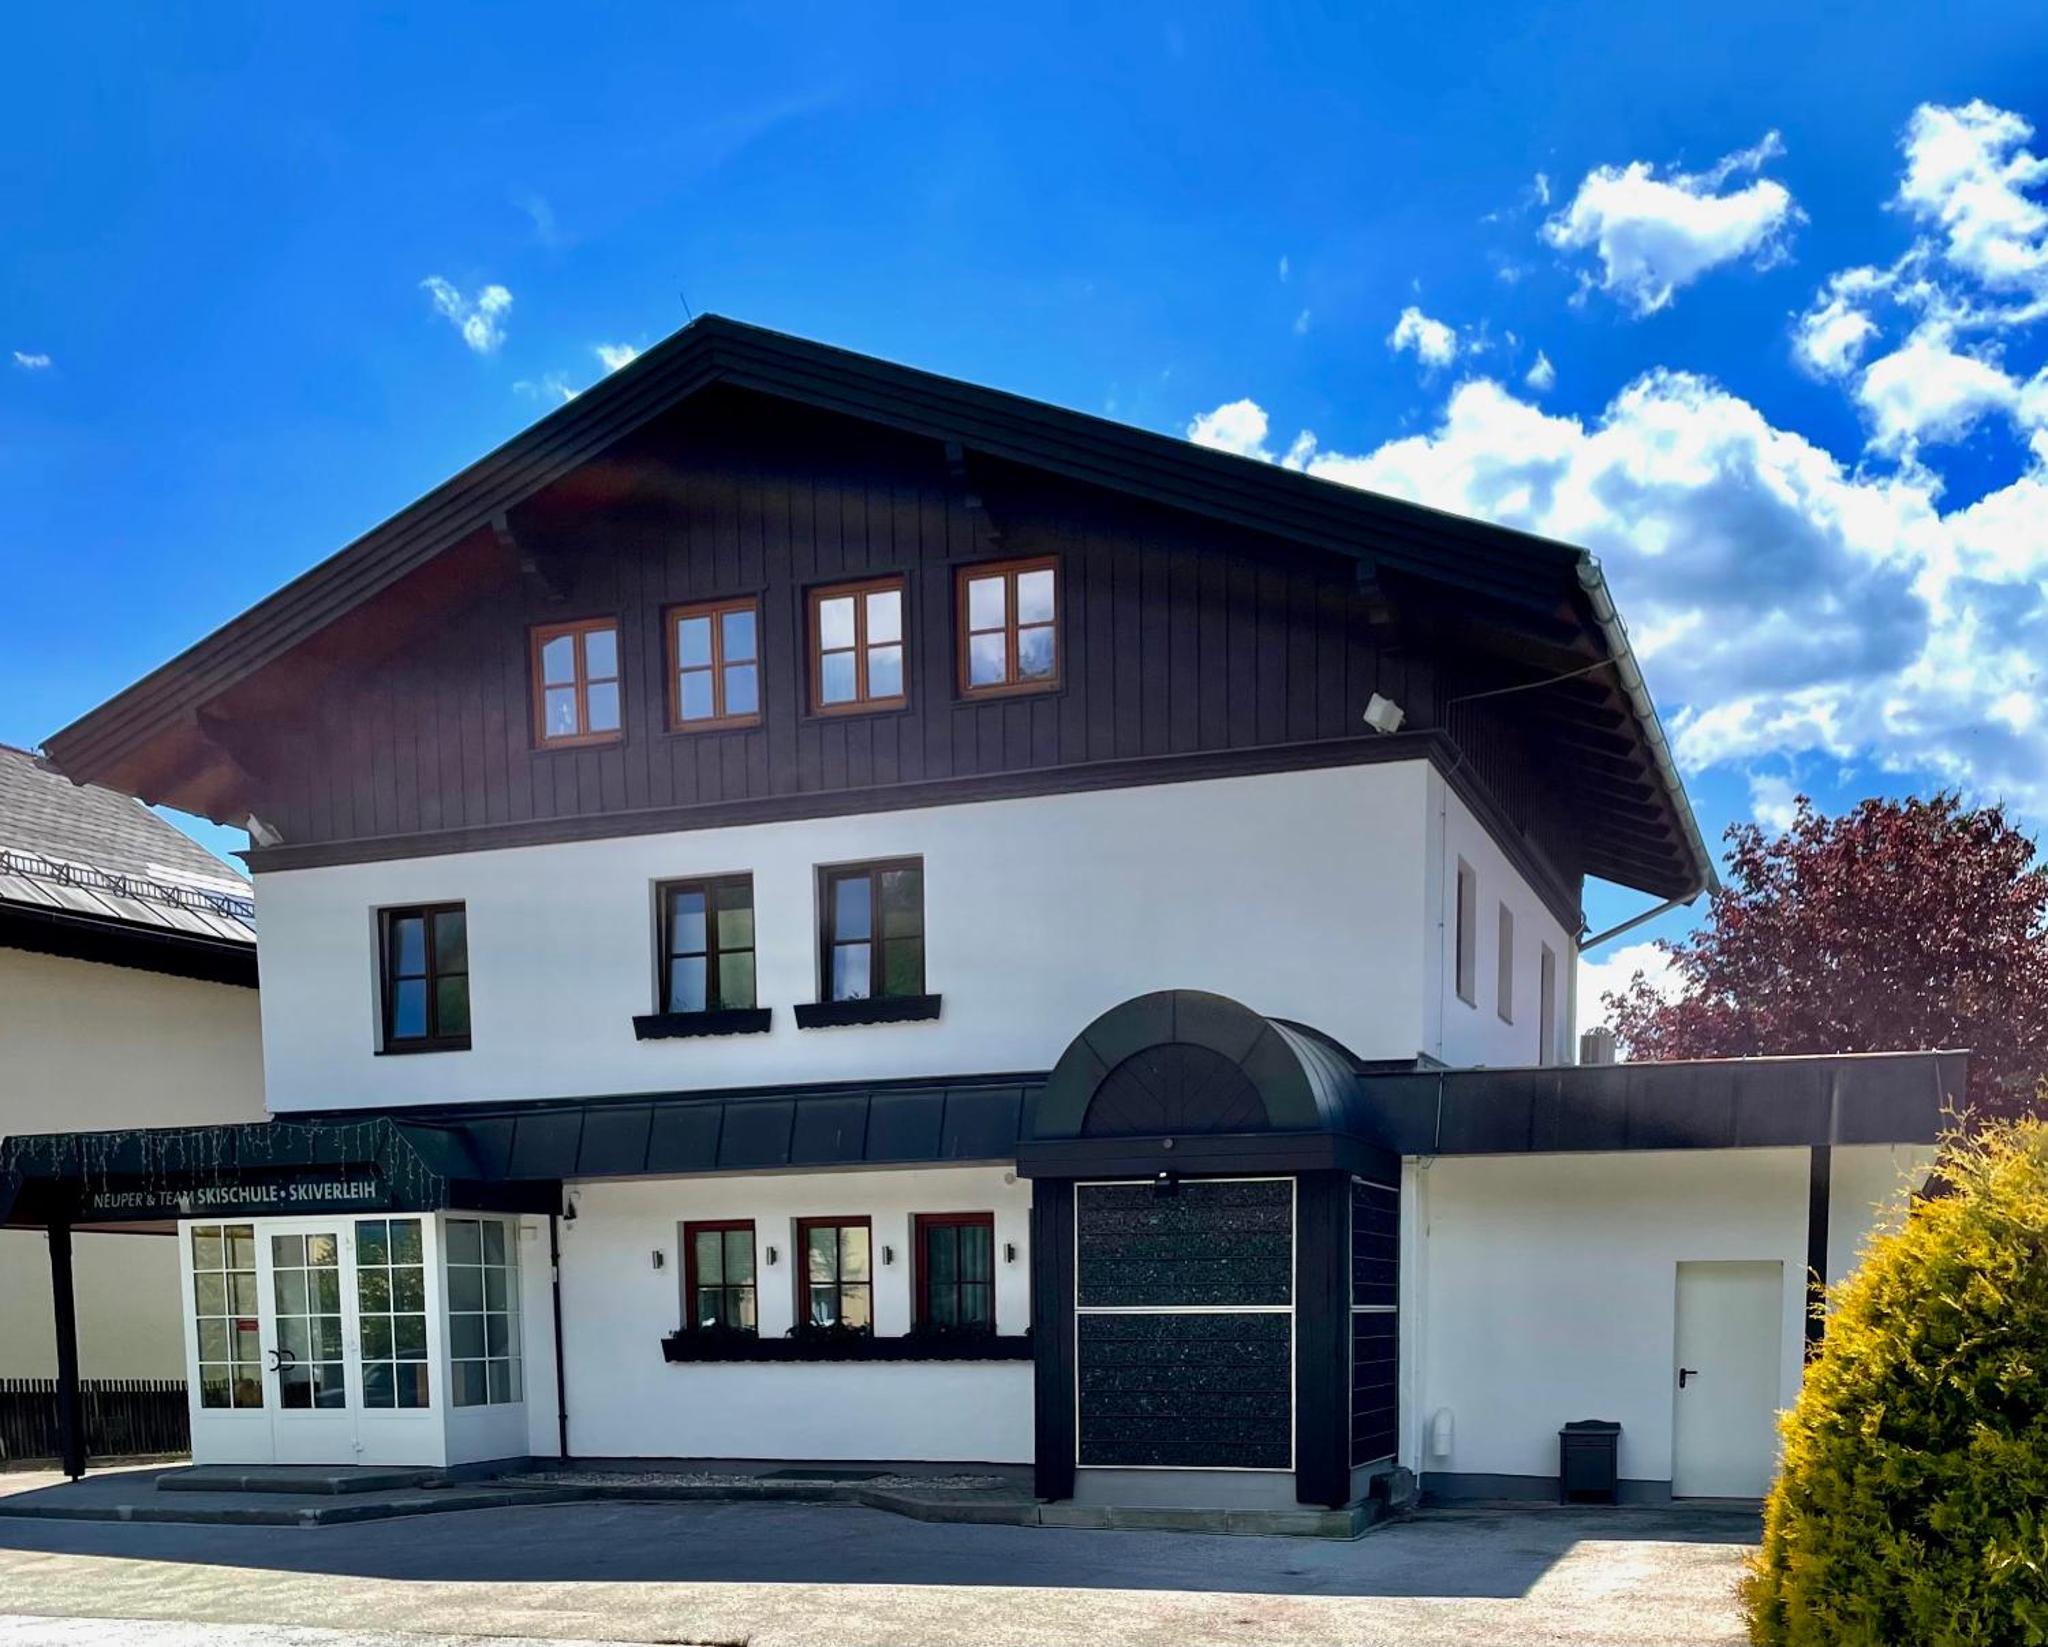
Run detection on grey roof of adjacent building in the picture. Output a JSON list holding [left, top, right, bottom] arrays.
[[0, 743, 254, 946]]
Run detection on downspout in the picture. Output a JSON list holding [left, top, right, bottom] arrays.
[[549, 1210, 570, 1461]]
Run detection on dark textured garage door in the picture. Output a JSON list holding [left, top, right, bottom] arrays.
[[1073, 1178, 1293, 1471]]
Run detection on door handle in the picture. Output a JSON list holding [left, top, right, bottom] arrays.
[[268, 1347, 298, 1373], [1678, 1366, 1700, 1388]]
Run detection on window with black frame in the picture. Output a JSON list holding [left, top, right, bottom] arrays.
[[381, 904, 470, 1052], [819, 860, 922, 1002], [684, 1220, 757, 1330], [796, 1217, 872, 1331], [659, 876, 756, 1013], [914, 1212, 995, 1332]]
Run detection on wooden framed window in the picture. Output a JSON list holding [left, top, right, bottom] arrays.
[[809, 577, 906, 714], [683, 1220, 757, 1331], [1497, 902, 1515, 1023], [957, 557, 1059, 696], [658, 876, 756, 1013], [914, 1212, 995, 1332], [667, 598, 761, 731], [795, 1216, 872, 1331], [819, 858, 923, 1002], [1453, 860, 1477, 1006], [531, 618, 622, 748], [381, 903, 470, 1052]]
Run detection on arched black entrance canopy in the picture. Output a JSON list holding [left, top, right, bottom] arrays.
[[1019, 989, 1397, 1183]]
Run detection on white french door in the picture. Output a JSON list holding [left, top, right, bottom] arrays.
[[259, 1222, 359, 1464], [181, 1213, 445, 1468]]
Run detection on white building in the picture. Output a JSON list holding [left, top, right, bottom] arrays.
[[0, 744, 264, 1389], [3, 319, 1956, 1506]]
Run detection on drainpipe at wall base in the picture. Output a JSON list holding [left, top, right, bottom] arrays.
[[550, 1210, 570, 1461]]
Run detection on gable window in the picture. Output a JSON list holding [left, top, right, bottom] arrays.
[[957, 557, 1059, 696], [1497, 903, 1515, 1023], [1453, 861, 1477, 1006], [819, 859, 923, 1002], [684, 1220, 757, 1331], [445, 1217, 520, 1407], [381, 904, 470, 1052], [915, 1212, 995, 1332], [1538, 944, 1559, 1065], [668, 598, 761, 731], [810, 577, 906, 714], [659, 876, 756, 1013], [531, 618, 622, 748], [796, 1216, 872, 1331]]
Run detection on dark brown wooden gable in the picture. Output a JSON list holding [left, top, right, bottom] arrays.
[[234, 387, 1577, 910]]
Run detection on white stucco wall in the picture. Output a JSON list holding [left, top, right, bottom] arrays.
[[1403, 1144, 1919, 1488], [250, 761, 1539, 1113], [0, 948, 265, 1379], [1423, 769, 1579, 1069], [556, 1165, 1033, 1462]]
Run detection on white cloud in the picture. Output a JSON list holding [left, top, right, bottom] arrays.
[[1578, 941, 1675, 1026], [1293, 308, 1313, 337], [420, 277, 512, 355], [594, 343, 640, 373], [1895, 100, 2048, 298], [1854, 326, 2032, 453], [1278, 254, 1291, 283], [1388, 306, 1459, 369], [513, 373, 577, 405], [1792, 267, 1888, 378], [1186, 398, 1275, 460], [1525, 351, 1556, 392], [11, 350, 51, 370], [1747, 771, 1800, 833], [1186, 369, 2048, 815], [1544, 131, 1802, 315]]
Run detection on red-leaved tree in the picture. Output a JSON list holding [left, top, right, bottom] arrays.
[[1606, 793, 2048, 1116]]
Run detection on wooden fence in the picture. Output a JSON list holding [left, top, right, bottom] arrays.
[[0, 1378, 188, 1464]]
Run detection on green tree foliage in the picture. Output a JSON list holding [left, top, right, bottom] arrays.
[[1747, 1119, 2048, 1644]]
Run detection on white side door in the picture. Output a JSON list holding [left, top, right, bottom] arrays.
[[1672, 1259, 1784, 1498]]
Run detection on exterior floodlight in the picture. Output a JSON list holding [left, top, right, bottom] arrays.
[[1362, 693, 1406, 734]]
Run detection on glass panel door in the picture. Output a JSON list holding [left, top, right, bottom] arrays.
[[184, 1222, 271, 1465], [260, 1221, 359, 1463]]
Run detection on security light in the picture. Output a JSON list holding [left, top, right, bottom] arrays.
[[1362, 693, 1406, 735]]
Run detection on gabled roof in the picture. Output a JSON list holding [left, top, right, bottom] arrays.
[[0, 745, 254, 980], [41, 315, 1713, 899]]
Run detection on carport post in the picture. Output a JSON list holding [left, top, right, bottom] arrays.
[[48, 1220, 85, 1479]]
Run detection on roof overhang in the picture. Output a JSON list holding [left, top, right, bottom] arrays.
[[41, 316, 1712, 902]]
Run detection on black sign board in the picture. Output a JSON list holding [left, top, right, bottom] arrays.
[[75, 1171, 391, 1222]]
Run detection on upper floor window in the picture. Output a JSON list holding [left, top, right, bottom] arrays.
[[1496, 902, 1515, 1024], [797, 1216, 872, 1331], [668, 598, 761, 731], [1453, 860, 1477, 1007], [819, 858, 924, 1002], [957, 557, 1059, 697], [915, 1211, 995, 1332], [810, 577, 906, 714], [531, 618, 622, 748], [1538, 944, 1559, 1066], [381, 903, 470, 1052], [659, 875, 756, 1013], [684, 1219, 757, 1331]]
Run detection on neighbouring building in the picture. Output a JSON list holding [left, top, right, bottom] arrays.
[[0, 744, 263, 1387], [1, 319, 1956, 1506]]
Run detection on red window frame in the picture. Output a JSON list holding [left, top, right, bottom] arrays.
[[794, 1215, 873, 1332], [913, 1211, 996, 1331], [682, 1219, 758, 1332]]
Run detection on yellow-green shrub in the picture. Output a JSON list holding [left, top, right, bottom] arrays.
[[1747, 1118, 2048, 1645]]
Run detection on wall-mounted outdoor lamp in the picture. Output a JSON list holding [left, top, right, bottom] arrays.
[[765, 1245, 780, 1266], [651, 1249, 666, 1271], [882, 1245, 896, 1266], [1153, 1170, 1179, 1198], [1003, 1242, 1019, 1265]]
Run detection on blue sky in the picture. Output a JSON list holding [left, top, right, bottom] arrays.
[[5, 4, 2047, 1003]]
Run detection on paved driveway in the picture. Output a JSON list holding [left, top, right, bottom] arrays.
[[0, 1497, 1757, 1646]]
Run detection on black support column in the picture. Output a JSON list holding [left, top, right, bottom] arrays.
[[1029, 1180, 1077, 1502], [1805, 1145, 1832, 1354], [48, 1221, 85, 1480], [1294, 1169, 1350, 1507]]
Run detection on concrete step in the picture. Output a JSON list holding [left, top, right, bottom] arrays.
[[155, 1465, 443, 1496]]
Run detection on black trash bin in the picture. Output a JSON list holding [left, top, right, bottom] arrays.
[[1558, 1420, 1621, 1504]]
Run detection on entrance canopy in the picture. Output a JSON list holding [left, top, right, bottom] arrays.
[[0, 1116, 552, 1231]]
